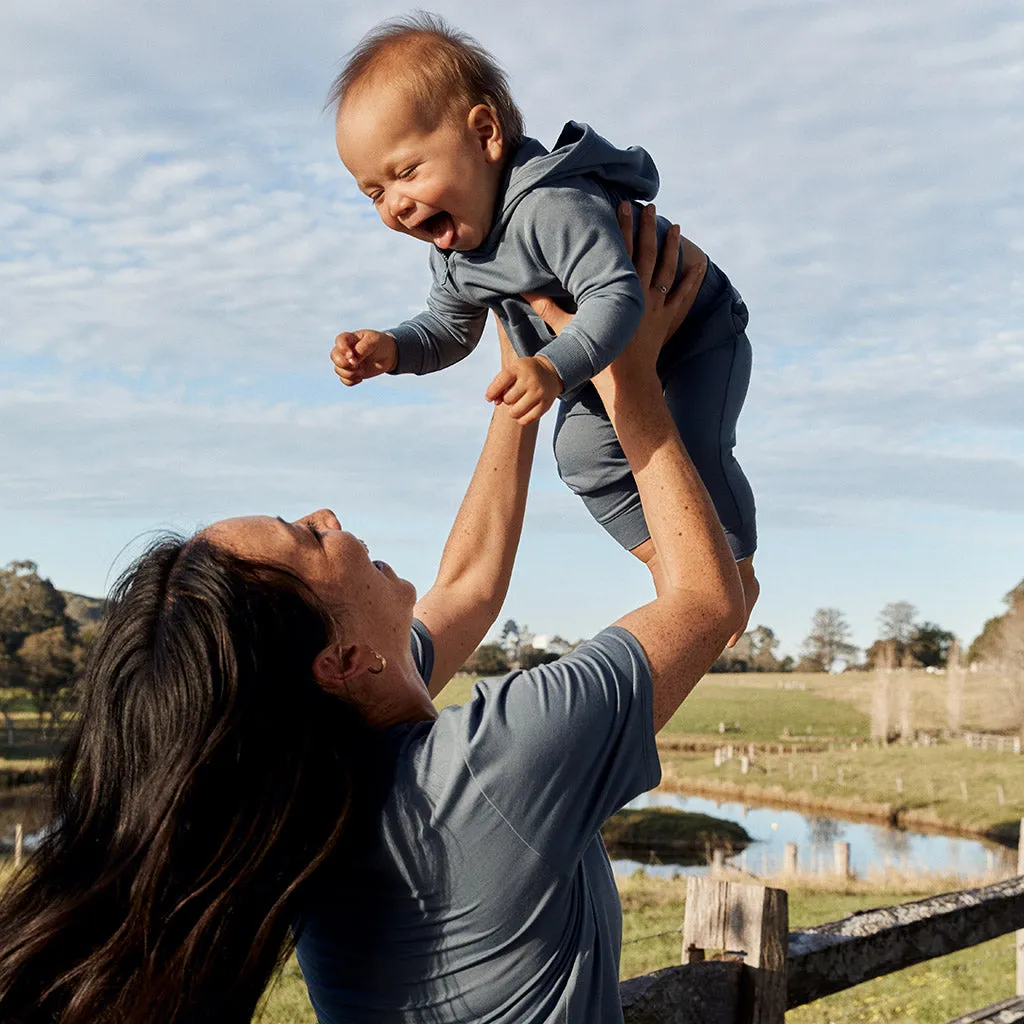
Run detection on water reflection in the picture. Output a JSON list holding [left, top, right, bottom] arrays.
[[612, 791, 1013, 880]]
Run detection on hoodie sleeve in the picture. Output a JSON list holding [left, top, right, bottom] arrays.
[[386, 252, 489, 375], [519, 183, 645, 393]]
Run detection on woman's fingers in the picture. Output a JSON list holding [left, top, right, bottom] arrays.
[[654, 223, 682, 295], [617, 201, 634, 260], [632, 203, 660, 287]]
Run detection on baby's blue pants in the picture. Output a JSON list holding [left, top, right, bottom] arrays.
[[552, 259, 757, 561]]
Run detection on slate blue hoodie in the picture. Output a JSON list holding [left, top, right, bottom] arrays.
[[387, 121, 665, 397]]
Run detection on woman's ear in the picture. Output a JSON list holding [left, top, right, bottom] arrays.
[[467, 104, 503, 162], [312, 642, 379, 697]]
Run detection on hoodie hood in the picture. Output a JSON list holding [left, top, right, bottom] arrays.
[[489, 121, 660, 238]]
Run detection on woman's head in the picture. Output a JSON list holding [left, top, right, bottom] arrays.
[[0, 530, 382, 1023], [202, 508, 433, 727]]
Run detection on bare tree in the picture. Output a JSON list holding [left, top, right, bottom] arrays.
[[946, 637, 965, 735], [801, 608, 857, 672], [877, 600, 919, 665], [871, 639, 894, 741]]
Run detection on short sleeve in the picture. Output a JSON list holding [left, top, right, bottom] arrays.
[[455, 626, 660, 873], [409, 618, 434, 688]]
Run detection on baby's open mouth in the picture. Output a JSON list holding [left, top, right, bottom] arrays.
[[422, 211, 455, 249]]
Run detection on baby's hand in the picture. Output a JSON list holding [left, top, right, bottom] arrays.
[[331, 330, 398, 386], [485, 355, 563, 425]]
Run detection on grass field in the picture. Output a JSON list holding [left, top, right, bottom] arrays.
[[657, 743, 1024, 836], [440, 669, 1024, 836]]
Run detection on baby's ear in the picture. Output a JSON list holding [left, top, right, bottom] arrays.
[[468, 104, 503, 159]]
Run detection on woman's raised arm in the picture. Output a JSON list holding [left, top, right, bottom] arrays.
[[529, 203, 745, 731], [414, 328, 538, 694]]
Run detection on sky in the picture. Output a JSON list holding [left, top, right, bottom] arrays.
[[1, 0, 1021, 659]]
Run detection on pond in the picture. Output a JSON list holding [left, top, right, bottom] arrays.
[[3, 785, 1014, 880], [610, 791, 1015, 880]]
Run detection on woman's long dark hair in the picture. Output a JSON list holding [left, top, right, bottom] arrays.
[[0, 536, 373, 1023]]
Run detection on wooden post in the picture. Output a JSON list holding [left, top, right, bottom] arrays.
[[712, 848, 726, 874], [13, 823, 23, 869], [833, 841, 851, 879], [741, 755, 750, 775], [1017, 819, 1024, 996], [896, 776, 904, 795], [748, 743, 755, 760], [784, 843, 798, 875], [714, 748, 723, 768], [681, 878, 788, 1023]]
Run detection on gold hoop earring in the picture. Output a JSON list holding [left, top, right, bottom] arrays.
[[368, 650, 387, 675]]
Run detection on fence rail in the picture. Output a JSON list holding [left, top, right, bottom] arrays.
[[620, 818, 1024, 1023]]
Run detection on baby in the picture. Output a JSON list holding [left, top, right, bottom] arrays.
[[329, 13, 759, 628]]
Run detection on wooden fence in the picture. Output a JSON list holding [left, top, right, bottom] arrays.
[[619, 831, 1024, 1023]]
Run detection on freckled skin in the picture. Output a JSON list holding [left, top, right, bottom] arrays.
[[202, 509, 434, 728]]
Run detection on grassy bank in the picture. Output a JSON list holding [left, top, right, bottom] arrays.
[[656, 743, 1024, 839]]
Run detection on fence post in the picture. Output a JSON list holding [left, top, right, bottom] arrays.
[[14, 823, 23, 869], [1018, 819, 1024, 996], [681, 877, 788, 1024]]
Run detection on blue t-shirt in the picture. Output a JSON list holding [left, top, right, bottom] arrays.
[[295, 621, 660, 1023]]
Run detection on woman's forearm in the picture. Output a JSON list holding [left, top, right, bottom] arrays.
[[601, 367, 738, 601], [414, 386, 538, 694]]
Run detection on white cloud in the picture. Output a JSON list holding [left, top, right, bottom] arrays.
[[1, 0, 1022, 652]]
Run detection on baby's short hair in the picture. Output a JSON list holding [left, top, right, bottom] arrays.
[[328, 12, 525, 148]]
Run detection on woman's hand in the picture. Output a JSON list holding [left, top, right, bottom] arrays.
[[523, 202, 707, 381]]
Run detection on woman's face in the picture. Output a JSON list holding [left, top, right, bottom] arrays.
[[203, 509, 417, 647]]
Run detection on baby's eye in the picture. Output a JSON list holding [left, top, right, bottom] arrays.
[[398, 166, 417, 179], [368, 191, 383, 206]]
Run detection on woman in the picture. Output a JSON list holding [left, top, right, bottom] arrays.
[[0, 206, 743, 1023]]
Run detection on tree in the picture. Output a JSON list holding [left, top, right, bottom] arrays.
[[500, 619, 521, 666], [0, 561, 68, 655], [0, 561, 85, 737], [991, 602, 1024, 738], [710, 632, 754, 672], [748, 625, 781, 672], [546, 635, 573, 657], [519, 647, 559, 669], [876, 601, 918, 665], [800, 608, 857, 672], [461, 643, 509, 676], [19, 625, 77, 734], [970, 579, 1024, 664], [910, 622, 955, 669]]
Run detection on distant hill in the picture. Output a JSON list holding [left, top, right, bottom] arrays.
[[61, 592, 104, 629]]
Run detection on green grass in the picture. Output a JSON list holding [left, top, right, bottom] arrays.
[[657, 743, 1024, 835], [660, 680, 871, 741], [441, 675, 872, 742], [618, 873, 1017, 1023], [258, 875, 1015, 1024]]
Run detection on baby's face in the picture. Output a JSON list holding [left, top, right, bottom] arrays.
[[337, 85, 504, 252]]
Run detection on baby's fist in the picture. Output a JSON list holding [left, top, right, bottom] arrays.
[[331, 330, 398, 386], [485, 354, 563, 425]]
